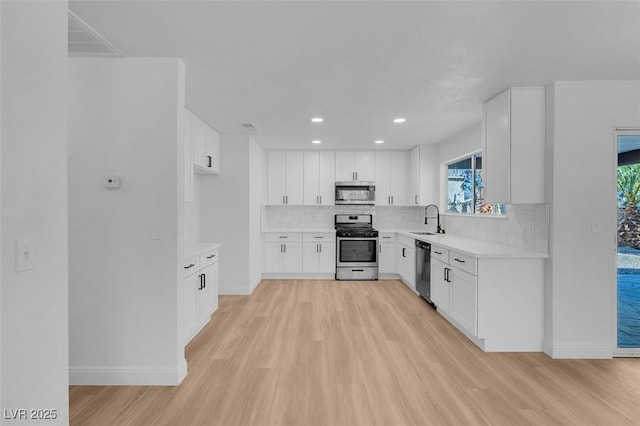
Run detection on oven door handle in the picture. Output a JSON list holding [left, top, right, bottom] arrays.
[[337, 237, 379, 242]]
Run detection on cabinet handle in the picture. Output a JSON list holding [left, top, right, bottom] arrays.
[[319, 195, 322, 204], [280, 244, 284, 253], [284, 244, 287, 253], [279, 236, 288, 239], [317, 195, 319, 204], [402, 247, 406, 257], [319, 244, 322, 253], [206, 254, 216, 259], [352, 269, 364, 272], [314, 236, 322, 239], [444, 268, 449, 283], [391, 195, 394, 205], [453, 258, 466, 264], [207, 155, 212, 168], [198, 274, 204, 290], [203, 273, 206, 289], [355, 172, 358, 180], [383, 236, 392, 239], [282, 195, 285, 204], [434, 251, 442, 255], [415, 195, 418, 204], [184, 263, 195, 269], [379, 244, 382, 253]]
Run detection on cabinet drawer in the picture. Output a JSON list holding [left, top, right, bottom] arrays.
[[379, 233, 395, 243], [431, 245, 449, 263], [199, 248, 218, 268], [183, 256, 199, 278], [302, 232, 334, 242], [264, 232, 302, 242], [449, 250, 477, 276]]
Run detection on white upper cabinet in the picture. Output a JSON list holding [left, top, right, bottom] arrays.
[[335, 151, 374, 181], [408, 145, 437, 206], [482, 87, 545, 204], [190, 112, 220, 175], [375, 151, 407, 206], [303, 151, 335, 205], [268, 151, 304, 205]]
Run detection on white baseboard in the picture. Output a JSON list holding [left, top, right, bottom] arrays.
[[547, 343, 613, 359], [261, 273, 335, 280], [250, 274, 262, 292], [70, 360, 188, 385], [219, 285, 252, 295]]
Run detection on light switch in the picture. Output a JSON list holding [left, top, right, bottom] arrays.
[[151, 223, 164, 240], [15, 239, 36, 272], [104, 175, 121, 189]]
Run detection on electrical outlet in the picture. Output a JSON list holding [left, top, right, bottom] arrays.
[[15, 239, 36, 272], [104, 175, 121, 189]]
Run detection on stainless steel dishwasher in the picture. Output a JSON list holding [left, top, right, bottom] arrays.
[[415, 240, 433, 305]]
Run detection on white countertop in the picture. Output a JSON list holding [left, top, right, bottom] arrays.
[[394, 230, 548, 259], [184, 242, 221, 259], [262, 229, 335, 233]]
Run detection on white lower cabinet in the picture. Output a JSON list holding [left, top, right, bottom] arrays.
[[430, 246, 477, 338], [396, 235, 416, 289], [430, 257, 449, 315], [302, 242, 335, 273], [182, 246, 219, 346], [378, 233, 395, 274], [264, 233, 302, 273], [449, 266, 477, 337]]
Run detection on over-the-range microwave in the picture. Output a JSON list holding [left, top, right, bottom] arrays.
[[335, 181, 375, 205]]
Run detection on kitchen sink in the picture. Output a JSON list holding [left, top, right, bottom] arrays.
[[410, 232, 435, 235]]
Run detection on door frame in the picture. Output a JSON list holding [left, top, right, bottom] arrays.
[[613, 127, 640, 357]]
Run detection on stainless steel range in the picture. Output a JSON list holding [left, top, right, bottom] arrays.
[[335, 214, 379, 280]]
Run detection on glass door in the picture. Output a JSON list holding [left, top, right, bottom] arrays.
[[616, 128, 640, 355]]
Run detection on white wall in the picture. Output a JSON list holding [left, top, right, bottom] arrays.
[[1, 1, 69, 423], [200, 134, 266, 294], [68, 58, 186, 384], [249, 137, 266, 290], [545, 81, 640, 358]]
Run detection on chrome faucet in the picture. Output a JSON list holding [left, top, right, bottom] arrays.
[[424, 204, 444, 234]]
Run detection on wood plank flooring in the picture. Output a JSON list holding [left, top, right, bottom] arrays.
[[70, 280, 640, 425]]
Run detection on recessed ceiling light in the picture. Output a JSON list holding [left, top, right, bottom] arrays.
[[374, 140, 384, 144], [393, 118, 406, 124], [311, 117, 324, 123], [312, 140, 322, 144]]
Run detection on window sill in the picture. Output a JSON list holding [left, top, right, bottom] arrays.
[[441, 212, 507, 220]]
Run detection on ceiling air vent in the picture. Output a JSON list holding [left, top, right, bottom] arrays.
[[241, 123, 259, 132], [68, 11, 121, 57]]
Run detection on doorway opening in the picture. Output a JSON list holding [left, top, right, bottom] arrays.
[[616, 128, 640, 355]]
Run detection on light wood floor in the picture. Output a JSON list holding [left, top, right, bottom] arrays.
[[70, 280, 640, 425]]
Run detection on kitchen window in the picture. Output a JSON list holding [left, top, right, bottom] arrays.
[[446, 152, 506, 215]]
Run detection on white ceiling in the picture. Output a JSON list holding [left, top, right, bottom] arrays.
[[69, 1, 640, 151]]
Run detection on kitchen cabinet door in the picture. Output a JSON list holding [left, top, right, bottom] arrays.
[[374, 152, 391, 205], [318, 243, 335, 273], [282, 243, 302, 273], [303, 152, 335, 205], [396, 244, 416, 289], [335, 152, 356, 181], [197, 262, 218, 325], [264, 241, 284, 272], [181, 272, 199, 345], [430, 258, 450, 315], [335, 152, 374, 181], [450, 267, 478, 337], [389, 151, 408, 205], [268, 152, 303, 205], [354, 152, 374, 181], [193, 114, 220, 175], [318, 152, 335, 205], [302, 242, 319, 272], [378, 241, 395, 273], [482, 87, 545, 204], [408, 145, 437, 206], [482, 90, 510, 203]]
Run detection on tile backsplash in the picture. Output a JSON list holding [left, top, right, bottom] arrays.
[[442, 204, 549, 252], [262, 203, 549, 253]]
